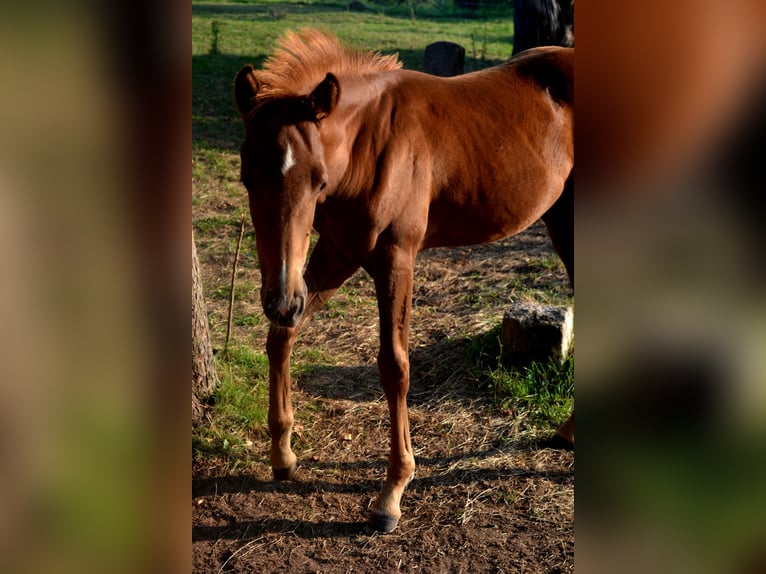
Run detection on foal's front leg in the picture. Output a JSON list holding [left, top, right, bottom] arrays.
[[368, 247, 417, 533], [267, 237, 360, 480], [266, 324, 299, 479]]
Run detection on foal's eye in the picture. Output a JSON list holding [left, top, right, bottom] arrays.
[[319, 181, 327, 191]]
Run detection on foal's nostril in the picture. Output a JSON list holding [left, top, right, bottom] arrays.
[[263, 290, 305, 327], [263, 291, 277, 313], [277, 298, 291, 317]]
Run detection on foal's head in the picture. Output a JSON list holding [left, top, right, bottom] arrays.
[[235, 66, 339, 328]]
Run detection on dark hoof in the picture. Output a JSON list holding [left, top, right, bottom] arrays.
[[368, 511, 400, 533], [547, 433, 574, 451], [272, 463, 297, 481]]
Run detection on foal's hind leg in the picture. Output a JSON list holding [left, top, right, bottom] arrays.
[[541, 172, 575, 447], [267, 237, 360, 480]]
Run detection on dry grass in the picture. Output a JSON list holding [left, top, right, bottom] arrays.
[[193, 216, 574, 572]]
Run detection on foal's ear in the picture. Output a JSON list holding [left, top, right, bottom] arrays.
[[309, 73, 340, 121], [234, 64, 261, 117]]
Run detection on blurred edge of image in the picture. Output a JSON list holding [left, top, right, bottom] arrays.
[[0, 1, 189, 573], [577, 2, 766, 573]]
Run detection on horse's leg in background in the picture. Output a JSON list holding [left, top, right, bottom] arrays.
[[541, 171, 575, 448], [553, 412, 574, 447], [541, 171, 573, 284], [267, 237, 360, 479], [367, 245, 417, 533]]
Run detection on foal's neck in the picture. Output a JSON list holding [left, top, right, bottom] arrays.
[[320, 71, 401, 198]]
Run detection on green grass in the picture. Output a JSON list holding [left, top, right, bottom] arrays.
[[192, 345, 270, 469], [193, 214, 242, 234], [192, 0, 517, 155], [466, 324, 574, 428], [214, 346, 269, 424], [233, 312, 263, 327], [192, 1, 516, 60], [211, 279, 256, 300]]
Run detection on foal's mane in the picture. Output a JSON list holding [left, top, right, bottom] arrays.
[[256, 29, 402, 101]]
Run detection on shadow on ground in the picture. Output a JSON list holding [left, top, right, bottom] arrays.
[[192, 441, 572, 541]]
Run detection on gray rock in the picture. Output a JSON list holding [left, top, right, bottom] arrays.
[[424, 41, 465, 77], [501, 303, 573, 366]]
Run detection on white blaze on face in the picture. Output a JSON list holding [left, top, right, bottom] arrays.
[[281, 142, 296, 176], [277, 259, 289, 315], [279, 259, 287, 294]]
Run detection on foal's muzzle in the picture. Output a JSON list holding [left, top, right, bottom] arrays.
[[263, 290, 306, 328]]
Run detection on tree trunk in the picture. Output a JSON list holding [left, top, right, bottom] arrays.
[[192, 229, 219, 426]]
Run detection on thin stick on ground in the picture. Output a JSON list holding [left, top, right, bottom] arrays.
[[225, 212, 246, 352]]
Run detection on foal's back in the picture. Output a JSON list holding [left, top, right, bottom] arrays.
[[381, 47, 574, 249]]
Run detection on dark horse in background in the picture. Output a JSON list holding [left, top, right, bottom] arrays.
[[515, 0, 575, 447], [513, 0, 574, 55], [235, 30, 573, 532]]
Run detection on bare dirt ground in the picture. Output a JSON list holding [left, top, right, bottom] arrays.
[[193, 222, 574, 573]]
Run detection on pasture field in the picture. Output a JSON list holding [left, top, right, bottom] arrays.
[[192, 2, 573, 571]]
